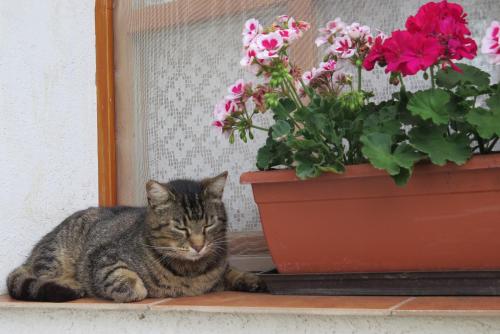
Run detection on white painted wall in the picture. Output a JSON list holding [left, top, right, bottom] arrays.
[[0, 1, 98, 293], [2, 308, 500, 334]]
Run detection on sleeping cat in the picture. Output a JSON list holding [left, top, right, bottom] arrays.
[[7, 172, 266, 302]]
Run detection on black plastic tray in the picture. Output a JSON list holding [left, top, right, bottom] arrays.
[[259, 269, 500, 296]]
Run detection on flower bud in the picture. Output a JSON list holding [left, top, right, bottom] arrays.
[[339, 91, 364, 112]]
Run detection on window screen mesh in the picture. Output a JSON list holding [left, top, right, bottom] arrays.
[[114, 0, 500, 231]]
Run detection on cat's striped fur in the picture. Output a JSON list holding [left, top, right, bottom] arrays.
[[7, 172, 266, 302]]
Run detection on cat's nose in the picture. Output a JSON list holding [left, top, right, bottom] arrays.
[[190, 235, 205, 253], [191, 243, 204, 253]]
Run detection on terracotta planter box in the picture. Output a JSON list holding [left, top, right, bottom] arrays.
[[240, 154, 500, 274]]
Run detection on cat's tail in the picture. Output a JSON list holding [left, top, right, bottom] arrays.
[[7, 266, 81, 302]]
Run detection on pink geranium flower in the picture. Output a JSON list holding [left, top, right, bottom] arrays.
[[315, 18, 345, 47], [288, 17, 311, 37], [255, 32, 284, 60], [278, 28, 299, 43], [481, 21, 500, 65], [330, 36, 356, 58], [277, 15, 290, 23], [212, 120, 225, 129], [213, 99, 236, 123], [240, 47, 257, 67], [242, 18, 263, 48], [319, 59, 337, 71], [346, 22, 371, 40], [226, 79, 245, 100], [302, 69, 314, 85]]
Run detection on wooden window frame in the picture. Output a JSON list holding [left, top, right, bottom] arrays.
[[95, 0, 316, 271]]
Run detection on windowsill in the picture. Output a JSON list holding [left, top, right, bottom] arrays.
[[2, 292, 500, 317]]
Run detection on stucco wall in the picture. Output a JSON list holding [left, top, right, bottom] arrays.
[[2, 308, 500, 334], [0, 1, 98, 293]]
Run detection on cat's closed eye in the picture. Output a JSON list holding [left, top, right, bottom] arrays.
[[203, 223, 216, 232], [171, 222, 190, 235]]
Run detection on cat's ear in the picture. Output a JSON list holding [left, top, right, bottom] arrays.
[[202, 171, 228, 199], [146, 180, 174, 207]]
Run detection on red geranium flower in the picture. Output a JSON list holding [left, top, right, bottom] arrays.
[[405, 1, 477, 61], [363, 34, 386, 71], [383, 30, 443, 76]]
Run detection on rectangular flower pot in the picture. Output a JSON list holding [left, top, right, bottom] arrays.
[[240, 154, 500, 274]]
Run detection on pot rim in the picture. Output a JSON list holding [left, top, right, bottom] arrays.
[[240, 152, 500, 185]]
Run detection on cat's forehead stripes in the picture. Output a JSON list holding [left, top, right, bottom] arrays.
[[179, 193, 205, 222]]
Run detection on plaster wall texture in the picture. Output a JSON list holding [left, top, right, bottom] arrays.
[[0, 0, 98, 293], [2, 308, 500, 334]]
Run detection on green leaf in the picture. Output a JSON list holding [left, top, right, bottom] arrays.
[[256, 145, 272, 170], [361, 133, 422, 176], [295, 160, 320, 179], [363, 105, 402, 137], [487, 91, 500, 113], [392, 168, 412, 186], [280, 98, 296, 112], [287, 137, 316, 150], [294, 150, 324, 179], [271, 98, 295, 120], [466, 108, 500, 139], [256, 138, 293, 170], [436, 63, 490, 90], [407, 89, 451, 125], [318, 162, 345, 174], [271, 120, 291, 140], [409, 126, 471, 166]]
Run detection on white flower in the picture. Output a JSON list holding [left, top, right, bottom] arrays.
[[226, 79, 245, 100], [277, 15, 289, 23], [346, 22, 370, 40], [330, 36, 356, 58], [481, 21, 500, 65], [316, 18, 346, 47], [242, 18, 263, 48], [254, 32, 284, 61], [213, 99, 236, 122], [302, 70, 314, 85], [319, 59, 337, 71], [288, 17, 310, 36], [255, 32, 284, 51], [278, 28, 299, 43], [240, 47, 256, 66]]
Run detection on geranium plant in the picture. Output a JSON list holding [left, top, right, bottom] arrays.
[[212, 1, 500, 185]]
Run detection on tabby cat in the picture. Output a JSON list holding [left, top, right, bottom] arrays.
[[7, 172, 266, 302]]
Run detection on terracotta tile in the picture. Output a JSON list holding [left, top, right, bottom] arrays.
[[0, 295, 167, 310], [0, 295, 16, 303], [152, 292, 408, 315], [393, 297, 500, 316], [68, 297, 164, 306]]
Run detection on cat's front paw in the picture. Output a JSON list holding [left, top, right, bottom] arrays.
[[110, 277, 148, 303], [234, 273, 268, 293]]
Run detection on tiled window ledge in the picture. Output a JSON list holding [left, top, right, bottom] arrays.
[[2, 292, 500, 317]]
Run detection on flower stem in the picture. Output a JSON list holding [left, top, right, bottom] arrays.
[[398, 73, 406, 92], [285, 78, 304, 109], [251, 125, 270, 132], [357, 65, 362, 91], [430, 65, 436, 89], [299, 78, 314, 100]]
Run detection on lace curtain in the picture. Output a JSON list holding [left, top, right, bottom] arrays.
[[114, 0, 500, 231]]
